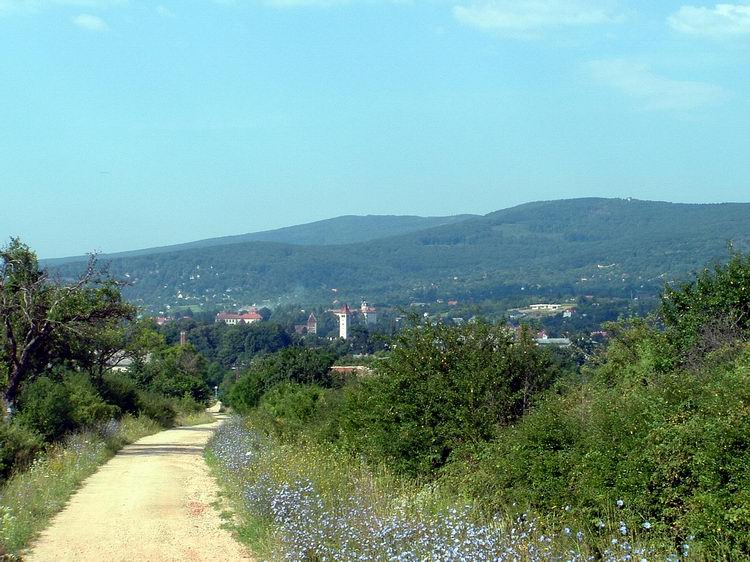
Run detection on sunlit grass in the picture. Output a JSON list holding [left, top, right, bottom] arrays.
[[176, 410, 215, 427]]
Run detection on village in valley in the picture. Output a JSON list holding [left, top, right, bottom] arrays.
[[149, 294, 619, 354]]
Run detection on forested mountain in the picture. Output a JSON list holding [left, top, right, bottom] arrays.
[[50, 198, 750, 312], [45, 214, 476, 266]]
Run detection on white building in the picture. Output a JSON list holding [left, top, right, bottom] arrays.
[[215, 311, 263, 325], [332, 304, 352, 339], [361, 300, 378, 325]]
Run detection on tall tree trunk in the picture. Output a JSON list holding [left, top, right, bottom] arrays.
[[2, 365, 23, 420]]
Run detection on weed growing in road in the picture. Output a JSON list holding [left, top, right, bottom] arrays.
[[0, 415, 160, 558], [207, 417, 691, 561]]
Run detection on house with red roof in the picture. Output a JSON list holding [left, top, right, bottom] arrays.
[[215, 310, 263, 325]]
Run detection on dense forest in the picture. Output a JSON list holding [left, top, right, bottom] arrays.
[[49, 198, 750, 313]]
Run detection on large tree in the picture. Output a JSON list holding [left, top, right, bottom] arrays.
[[0, 238, 134, 416]]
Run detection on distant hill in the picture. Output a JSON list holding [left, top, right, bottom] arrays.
[[50, 198, 750, 311], [44, 214, 477, 266]]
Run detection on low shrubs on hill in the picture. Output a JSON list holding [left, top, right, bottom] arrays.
[[448, 343, 750, 559]]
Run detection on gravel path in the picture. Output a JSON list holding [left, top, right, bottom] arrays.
[[26, 416, 253, 562]]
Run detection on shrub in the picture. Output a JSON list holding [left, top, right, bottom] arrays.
[[175, 394, 204, 415], [63, 373, 118, 428], [16, 377, 75, 441], [334, 320, 556, 477], [228, 370, 266, 414], [0, 422, 43, 481], [128, 345, 212, 404], [661, 251, 750, 363], [100, 372, 140, 414], [135, 391, 177, 427], [228, 348, 337, 413], [454, 343, 750, 559], [254, 383, 325, 439]]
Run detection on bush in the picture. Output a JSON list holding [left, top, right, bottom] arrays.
[[135, 391, 177, 427], [63, 373, 118, 428], [128, 345, 212, 404], [15, 373, 118, 442], [334, 320, 556, 477], [175, 394, 204, 415], [254, 383, 325, 439], [100, 373, 140, 414], [228, 370, 266, 414], [0, 422, 43, 480], [16, 377, 75, 441], [453, 341, 750, 559], [228, 348, 337, 413], [662, 251, 750, 362]]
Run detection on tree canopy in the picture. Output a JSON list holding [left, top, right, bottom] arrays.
[[0, 238, 134, 416]]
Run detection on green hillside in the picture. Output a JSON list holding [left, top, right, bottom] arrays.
[[44, 214, 476, 266], [51, 198, 750, 311]]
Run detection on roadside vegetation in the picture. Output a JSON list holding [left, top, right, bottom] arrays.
[[208, 252, 750, 560], [0, 239, 219, 558]]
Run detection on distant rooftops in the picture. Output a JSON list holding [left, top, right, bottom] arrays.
[[216, 310, 263, 324]]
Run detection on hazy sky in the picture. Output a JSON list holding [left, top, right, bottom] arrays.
[[1, 0, 749, 257]]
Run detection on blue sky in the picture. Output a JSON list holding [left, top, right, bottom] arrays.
[[1, 0, 749, 257]]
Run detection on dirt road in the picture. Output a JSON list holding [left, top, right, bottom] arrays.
[[26, 416, 253, 562]]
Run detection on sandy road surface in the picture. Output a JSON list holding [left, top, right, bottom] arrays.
[[26, 415, 253, 562]]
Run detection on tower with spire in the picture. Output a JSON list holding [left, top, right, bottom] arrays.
[[332, 304, 352, 339], [306, 312, 317, 335]]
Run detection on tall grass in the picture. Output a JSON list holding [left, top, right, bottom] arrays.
[[176, 410, 215, 427], [0, 415, 160, 559], [206, 417, 690, 562]]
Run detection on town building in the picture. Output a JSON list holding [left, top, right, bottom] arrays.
[[307, 312, 317, 335], [294, 313, 318, 336], [331, 304, 352, 339], [329, 300, 378, 339], [529, 303, 563, 311], [215, 310, 263, 325], [360, 301, 377, 325]]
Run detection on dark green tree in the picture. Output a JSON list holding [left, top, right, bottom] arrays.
[[661, 250, 750, 364], [0, 239, 134, 417], [341, 318, 556, 476]]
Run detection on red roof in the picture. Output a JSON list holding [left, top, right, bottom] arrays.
[[216, 311, 262, 321]]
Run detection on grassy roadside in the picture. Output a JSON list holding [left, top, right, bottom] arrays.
[[176, 410, 215, 427], [0, 415, 161, 559], [205, 416, 697, 561]]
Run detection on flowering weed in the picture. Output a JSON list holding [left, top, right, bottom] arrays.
[[207, 417, 693, 562]]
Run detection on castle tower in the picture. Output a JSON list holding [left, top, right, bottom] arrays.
[[334, 304, 351, 339], [307, 312, 317, 335]]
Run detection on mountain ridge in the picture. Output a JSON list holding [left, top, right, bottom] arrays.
[[49, 198, 750, 311], [43, 213, 478, 265]]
